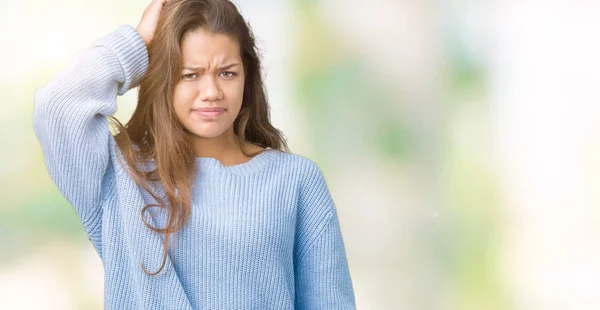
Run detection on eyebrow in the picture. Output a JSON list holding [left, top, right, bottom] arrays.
[[182, 63, 241, 71]]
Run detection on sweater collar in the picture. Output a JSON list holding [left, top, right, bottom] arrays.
[[195, 148, 279, 175]]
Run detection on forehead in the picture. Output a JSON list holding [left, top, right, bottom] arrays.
[[180, 30, 241, 63]]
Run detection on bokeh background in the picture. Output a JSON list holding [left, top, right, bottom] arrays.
[[2, 0, 600, 309]]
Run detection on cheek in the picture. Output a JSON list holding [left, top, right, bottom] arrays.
[[172, 93, 189, 125], [227, 81, 245, 109], [173, 86, 193, 110]]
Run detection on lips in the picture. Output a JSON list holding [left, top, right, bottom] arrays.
[[194, 107, 226, 112], [193, 107, 226, 118]]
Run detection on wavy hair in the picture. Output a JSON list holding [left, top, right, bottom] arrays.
[[109, 0, 289, 276]]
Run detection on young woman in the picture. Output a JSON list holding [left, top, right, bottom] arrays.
[[33, 0, 356, 308]]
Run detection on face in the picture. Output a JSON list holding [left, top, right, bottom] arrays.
[[173, 29, 245, 140]]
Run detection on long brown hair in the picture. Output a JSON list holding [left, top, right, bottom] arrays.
[[109, 0, 289, 276]]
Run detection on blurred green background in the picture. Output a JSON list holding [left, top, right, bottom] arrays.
[[3, 0, 600, 309]]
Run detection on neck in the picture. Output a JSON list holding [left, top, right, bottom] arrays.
[[190, 127, 239, 158], [189, 127, 265, 166]]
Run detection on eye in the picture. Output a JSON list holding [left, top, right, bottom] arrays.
[[219, 71, 236, 78], [182, 73, 197, 80]]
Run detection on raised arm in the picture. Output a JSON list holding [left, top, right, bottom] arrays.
[[33, 25, 148, 228]]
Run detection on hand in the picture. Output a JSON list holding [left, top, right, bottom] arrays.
[[136, 0, 170, 47]]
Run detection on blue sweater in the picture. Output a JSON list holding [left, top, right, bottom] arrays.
[[33, 25, 356, 309]]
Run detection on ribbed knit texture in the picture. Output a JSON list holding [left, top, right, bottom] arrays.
[[32, 25, 356, 310]]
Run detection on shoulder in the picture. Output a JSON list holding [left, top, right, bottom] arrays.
[[272, 151, 327, 182], [274, 151, 333, 205]]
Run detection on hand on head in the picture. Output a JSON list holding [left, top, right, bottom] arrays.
[[136, 0, 171, 47]]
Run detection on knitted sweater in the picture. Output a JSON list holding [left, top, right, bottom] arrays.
[[33, 25, 356, 310]]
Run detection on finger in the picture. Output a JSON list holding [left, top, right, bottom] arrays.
[[152, 0, 168, 6], [145, 0, 166, 15], [144, 0, 167, 23], [149, 0, 167, 11]]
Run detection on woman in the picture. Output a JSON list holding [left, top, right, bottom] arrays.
[[33, 0, 356, 308]]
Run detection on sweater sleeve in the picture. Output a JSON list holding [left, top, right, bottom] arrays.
[[294, 161, 356, 309], [32, 25, 148, 228]]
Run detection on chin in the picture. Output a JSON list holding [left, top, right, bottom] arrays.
[[186, 126, 230, 139], [190, 131, 224, 139]]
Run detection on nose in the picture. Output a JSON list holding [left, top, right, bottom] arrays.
[[198, 76, 223, 102]]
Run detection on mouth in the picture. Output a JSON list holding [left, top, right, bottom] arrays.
[[192, 107, 226, 118]]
